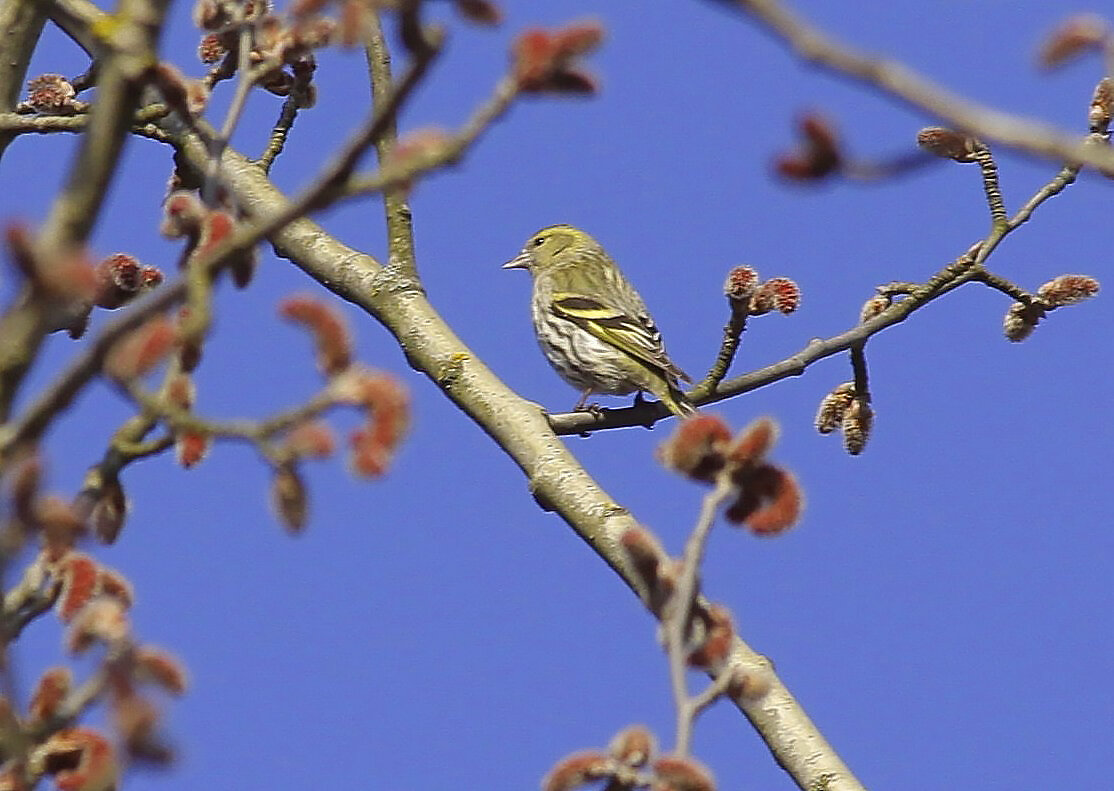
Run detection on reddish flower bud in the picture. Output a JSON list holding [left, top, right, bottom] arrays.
[[136, 647, 189, 696], [345, 373, 410, 478], [541, 750, 612, 791], [94, 253, 163, 309], [285, 420, 336, 460], [197, 32, 227, 63], [55, 552, 101, 622], [26, 74, 78, 114], [774, 113, 842, 181], [608, 724, 656, 768], [1037, 274, 1100, 306], [687, 604, 734, 669], [280, 295, 353, 376], [29, 666, 73, 723], [726, 464, 803, 535], [750, 277, 800, 315], [652, 754, 716, 791], [160, 191, 205, 239], [916, 127, 980, 163], [727, 417, 778, 468], [1037, 14, 1108, 70], [93, 569, 131, 614], [657, 415, 731, 483], [723, 266, 758, 303], [34, 726, 117, 791], [104, 317, 178, 380], [175, 431, 211, 469], [66, 597, 130, 653]]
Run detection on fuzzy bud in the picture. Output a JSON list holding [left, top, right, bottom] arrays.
[[725, 464, 803, 535], [656, 415, 731, 483], [841, 396, 873, 456], [285, 421, 336, 460], [29, 666, 73, 723], [652, 754, 716, 791], [608, 724, 656, 768], [94, 253, 163, 309], [723, 266, 758, 303], [26, 74, 78, 114], [104, 317, 177, 380], [280, 295, 353, 376], [1090, 77, 1114, 132], [136, 647, 189, 696], [774, 112, 842, 181], [66, 597, 130, 654], [511, 22, 604, 94], [33, 727, 117, 791], [687, 604, 734, 669], [1036, 274, 1100, 306], [749, 277, 800, 316], [1037, 14, 1108, 70], [91, 475, 127, 545], [859, 294, 890, 323], [815, 382, 855, 434], [272, 464, 308, 533], [1003, 301, 1044, 342], [541, 750, 612, 791], [916, 127, 980, 162]]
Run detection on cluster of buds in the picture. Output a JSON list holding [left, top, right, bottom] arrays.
[[194, 0, 330, 105], [774, 113, 843, 181], [511, 21, 604, 94], [5, 222, 103, 337], [161, 190, 257, 289], [723, 266, 800, 316], [542, 724, 716, 791], [1003, 274, 1100, 342], [815, 382, 873, 455], [658, 416, 803, 535], [22, 74, 88, 115]]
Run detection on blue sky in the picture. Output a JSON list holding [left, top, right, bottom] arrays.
[[3, 1, 1111, 789]]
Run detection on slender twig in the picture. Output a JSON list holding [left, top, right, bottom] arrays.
[[341, 76, 520, 199], [716, 0, 1114, 174], [664, 477, 734, 756], [690, 299, 749, 402]]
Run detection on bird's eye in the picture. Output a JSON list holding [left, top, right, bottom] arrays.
[[532, 237, 545, 247]]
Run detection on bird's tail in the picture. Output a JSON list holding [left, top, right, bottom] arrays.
[[660, 381, 697, 419]]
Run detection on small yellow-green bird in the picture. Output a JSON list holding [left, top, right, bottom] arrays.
[[504, 225, 695, 417]]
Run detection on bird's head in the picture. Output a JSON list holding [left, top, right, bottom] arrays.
[[503, 225, 598, 273]]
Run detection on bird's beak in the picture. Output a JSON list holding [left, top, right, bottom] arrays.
[[502, 250, 531, 270]]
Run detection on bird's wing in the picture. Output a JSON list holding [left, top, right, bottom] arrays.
[[550, 291, 692, 383]]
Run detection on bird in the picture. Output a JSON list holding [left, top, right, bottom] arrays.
[[503, 224, 695, 418]]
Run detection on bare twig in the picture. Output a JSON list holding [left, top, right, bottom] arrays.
[[717, 0, 1114, 173], [664, 478, 734, 756]]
